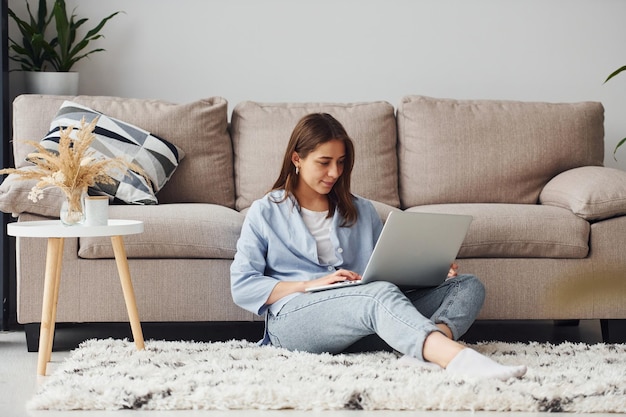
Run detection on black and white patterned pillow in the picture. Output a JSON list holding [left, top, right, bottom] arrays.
[[39, 101, 185, 204]]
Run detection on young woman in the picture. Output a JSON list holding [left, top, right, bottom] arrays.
[[230, 113, 526, 380]]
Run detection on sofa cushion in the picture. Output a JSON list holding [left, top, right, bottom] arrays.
[[231, 101, 400, 211], [78, 204, 244, 259], [38, 101, 186, 204], [408, 203, 590, 259], [10, 95, 234, 208], [396, 96, 605, 208], [540, 166, 626, 221]]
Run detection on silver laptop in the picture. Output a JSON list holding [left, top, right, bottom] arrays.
[[305, 211, 472, 292]]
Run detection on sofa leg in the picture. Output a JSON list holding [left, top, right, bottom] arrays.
[[600, 319, 626, 343], [24, 323, 40, 352], [554, 319, 580, 327]]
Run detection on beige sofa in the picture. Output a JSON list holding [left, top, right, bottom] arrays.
[[2, 94, 626, 346]]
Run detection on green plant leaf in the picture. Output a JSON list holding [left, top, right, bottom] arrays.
[[605, 66, 626, 83], [34, 0, 48, 31], [613, 137, 626, 161], [8, 0, 53, 71], [83, 12, 121, 41]]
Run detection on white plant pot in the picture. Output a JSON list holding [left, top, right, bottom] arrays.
[[23, 71, 79, 95]]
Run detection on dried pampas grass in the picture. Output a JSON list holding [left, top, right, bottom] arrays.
[[0, 117, 147, 212]]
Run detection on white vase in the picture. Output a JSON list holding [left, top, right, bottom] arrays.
[[23, 71, 79, 95]]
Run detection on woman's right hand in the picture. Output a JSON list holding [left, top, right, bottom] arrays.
[[267, 269, 362, 306], [304, 269, 362, 291]]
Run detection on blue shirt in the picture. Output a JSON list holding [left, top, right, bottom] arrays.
[[230, 190, 383, 317]]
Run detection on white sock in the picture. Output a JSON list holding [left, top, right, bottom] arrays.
[[445, 348, 527, 381], [397, 354, 443, 371]]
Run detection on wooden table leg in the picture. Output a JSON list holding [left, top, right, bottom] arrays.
[[37, 237, 64, 376], [46, 238, 65, 363], [110, 235, 145, 350]]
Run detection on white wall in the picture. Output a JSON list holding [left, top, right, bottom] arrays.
[[9, 0, 626, 168]]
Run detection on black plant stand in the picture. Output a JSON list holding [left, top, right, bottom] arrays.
[[0, 0, 11, 331]]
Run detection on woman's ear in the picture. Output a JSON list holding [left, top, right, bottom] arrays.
[[291, 152, 300, 166]]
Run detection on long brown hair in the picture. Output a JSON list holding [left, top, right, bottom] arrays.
[[271, 113, 357, 226]]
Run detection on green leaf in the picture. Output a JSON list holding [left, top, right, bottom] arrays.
[[613, 137, 626, 161], [605, 66, 626, 83], [8, 0, 54, 71], [83, 12, 121, 40]]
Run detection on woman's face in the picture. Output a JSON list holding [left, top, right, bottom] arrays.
[[293, 139, 346, 197]]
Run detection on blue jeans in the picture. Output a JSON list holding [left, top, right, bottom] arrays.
[[266, 274, 485, 361]]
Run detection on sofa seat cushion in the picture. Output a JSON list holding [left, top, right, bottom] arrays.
[[231, 100, 400, 211], [78, 204, 244, 259], [407, 203, 590, 259], [396, 96, 604, 208]]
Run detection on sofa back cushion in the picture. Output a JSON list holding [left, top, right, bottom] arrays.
[[396, 96, 605, 208], [231, 101, 400, 211], [11, 95, 234, 208]]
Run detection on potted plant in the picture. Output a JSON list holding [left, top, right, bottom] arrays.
[[8, 0, 121, 95]]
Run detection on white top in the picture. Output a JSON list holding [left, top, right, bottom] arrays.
[[300, 207, 338, 265], [7, 219, 143, 238]]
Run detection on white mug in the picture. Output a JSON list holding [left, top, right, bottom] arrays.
[[85, 196, 109, 226]]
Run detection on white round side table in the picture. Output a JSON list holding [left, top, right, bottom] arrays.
[[7, 219, 145, 376]]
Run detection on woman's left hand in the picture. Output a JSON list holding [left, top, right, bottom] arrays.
[[447, 262, 459, 278]]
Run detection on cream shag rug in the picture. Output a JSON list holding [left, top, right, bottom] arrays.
[[28, 339, 626, 412]]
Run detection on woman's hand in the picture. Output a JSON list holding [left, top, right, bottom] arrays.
[[304, 269, 362, 291], [447, 262, 459, 278], [266, 269, 361, 305]]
